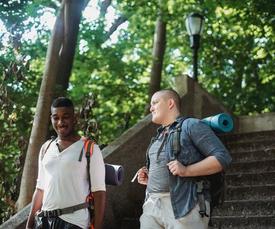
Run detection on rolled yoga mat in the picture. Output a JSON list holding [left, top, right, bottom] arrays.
[[202, 113, 233, 133], [105, 163, 124, 186]]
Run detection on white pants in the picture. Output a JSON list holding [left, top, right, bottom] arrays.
[[140, 193, 210, 229]]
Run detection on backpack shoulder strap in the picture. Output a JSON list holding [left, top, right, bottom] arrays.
[[78, 138, 95, 188], [172, 116, 189, 158], [84, 139, 94, 193], [78, 138, 94, 162], [80, 138, 95, 226], [41, 136, 56, 161], [146, 117, 189, 169], [85, 140, 94, 159]]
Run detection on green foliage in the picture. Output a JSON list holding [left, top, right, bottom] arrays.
[[0, 45, 42, 222], [0, 0, 274, 223], [198, 0, 275, 114], [0, 1, 51, 222], [71, 21, 150, 142]]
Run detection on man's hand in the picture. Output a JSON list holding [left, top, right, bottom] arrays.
[[137, 166, 148, 185], [167, 160, 187, 177], [168, 156, 223, 177], [26, 188, 43, 229], [93, 191, 106, 229]]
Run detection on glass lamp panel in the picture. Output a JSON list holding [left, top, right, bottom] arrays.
[[185, 14, 204, 35]]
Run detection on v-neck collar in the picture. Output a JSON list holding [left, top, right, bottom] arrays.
[[55, 138, 82, 153]]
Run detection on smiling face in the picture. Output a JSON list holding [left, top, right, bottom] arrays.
[[150, 90, 181, 126], [51, 106, 76, 139], [150, 92, 170, 125]]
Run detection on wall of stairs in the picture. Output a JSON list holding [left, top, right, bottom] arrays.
[[211, 130, 275, 229]]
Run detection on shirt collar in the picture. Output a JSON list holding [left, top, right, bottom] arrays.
[[156, 116, 183, 135]]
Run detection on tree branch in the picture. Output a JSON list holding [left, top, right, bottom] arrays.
[[99, 0, 112, 16], [105, 15, 127, 40], [83, 0, 91, 9]]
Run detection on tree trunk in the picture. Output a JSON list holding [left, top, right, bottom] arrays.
[[17, 0, 86, 210], [55, 0, 85, 95], [146, 15, 166, 113]]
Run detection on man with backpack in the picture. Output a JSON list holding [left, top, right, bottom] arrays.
[[26, 97, 106, 229], [137, 89, 232, 229]]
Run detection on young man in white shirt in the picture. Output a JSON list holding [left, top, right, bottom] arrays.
[[26, 97, 106, 229]]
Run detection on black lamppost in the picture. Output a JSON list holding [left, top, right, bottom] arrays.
[[185, 13, 204, 81]]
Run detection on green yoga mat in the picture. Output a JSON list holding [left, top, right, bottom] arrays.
[[202, 113, 233, 133]]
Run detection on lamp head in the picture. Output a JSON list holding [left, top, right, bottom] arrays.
[[185, 13, 204, 36]]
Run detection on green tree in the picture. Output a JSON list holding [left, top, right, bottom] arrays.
[[0, 0, 49, 221], [0, 0, 274, 222]]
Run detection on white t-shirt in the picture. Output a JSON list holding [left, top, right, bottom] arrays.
[[36, 138, 106, 228]]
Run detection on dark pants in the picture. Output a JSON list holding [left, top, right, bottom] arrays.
[[39, 217, 82, 229]]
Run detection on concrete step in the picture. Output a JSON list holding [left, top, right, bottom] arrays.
[[225, 139, 275, 150], [210, 215, 275, 229], [212, 199, 275, 216], [226, 171, 275, 186], [230, 149, 275, 162], [228, 145, 275, 155], [229, 145, 275, 154], [227, 142, 275, 154], [219, 130, 275, 144], [228, 159, 275, 173], [226, 184, 275, 201]]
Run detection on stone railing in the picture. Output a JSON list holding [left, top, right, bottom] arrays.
[[0, 204, 30, 229], [235, 112, 275, 133]]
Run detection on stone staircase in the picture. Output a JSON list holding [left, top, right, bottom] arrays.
[[119, 130, 275, 229], [1, 129, 275, 229], [211, 130, 275, 229]]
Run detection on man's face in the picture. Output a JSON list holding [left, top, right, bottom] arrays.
[[150, 92, 169, 125], [51, 106, 76, 138]]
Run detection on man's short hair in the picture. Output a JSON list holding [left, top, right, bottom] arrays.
[[51, 97, 74, 109], [159, 89, 181, 111]]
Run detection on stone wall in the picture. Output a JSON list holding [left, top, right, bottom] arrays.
[[235, 112, 275, 133]]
